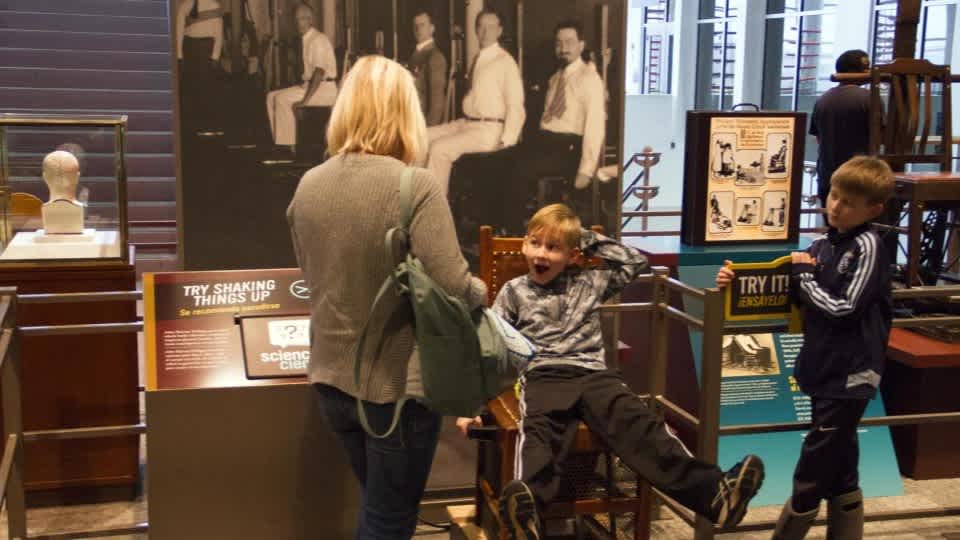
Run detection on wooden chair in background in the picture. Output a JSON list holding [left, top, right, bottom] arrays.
[[869, 58, 952, 170], [869, 58, 960, 285], [3, 192, 43, 244]]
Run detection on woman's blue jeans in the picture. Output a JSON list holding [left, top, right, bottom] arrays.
[[314, 384, 441, 540]]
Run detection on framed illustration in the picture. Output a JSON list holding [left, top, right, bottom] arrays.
[[681, 111, 806, 245]]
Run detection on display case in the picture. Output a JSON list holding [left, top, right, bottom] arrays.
[[0, 114, 129, 264]]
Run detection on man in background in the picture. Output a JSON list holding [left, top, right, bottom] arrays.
[[408, 10, 448, 126], [810, 50, 871, 208]]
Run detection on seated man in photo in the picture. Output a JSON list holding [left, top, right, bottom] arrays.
[[266, 3, 337, 147], [425, 8, 525, 195], [449, 19, 605, 237]]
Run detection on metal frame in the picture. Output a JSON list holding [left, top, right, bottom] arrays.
[[0, 276, 955, 539], [0, 287, 146, 539], [611, 273, 960, 539], [0, 114, 131, 267]]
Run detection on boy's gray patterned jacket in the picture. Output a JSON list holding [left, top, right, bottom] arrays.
[[492, 229, 649, 373]]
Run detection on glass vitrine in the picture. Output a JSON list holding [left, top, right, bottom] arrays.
[[0, 114, 129, 264]]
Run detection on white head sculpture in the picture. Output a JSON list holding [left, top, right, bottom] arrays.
[[41, 150, 84, 234], [42, 150, 81, 202]]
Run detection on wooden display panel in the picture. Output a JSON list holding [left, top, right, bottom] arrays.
[[681, 111, 806, 246]]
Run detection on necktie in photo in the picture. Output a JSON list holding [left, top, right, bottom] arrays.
[[543, 69, 567, 123]]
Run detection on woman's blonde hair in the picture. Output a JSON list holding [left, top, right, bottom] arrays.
[[326, 55, 427, 164]]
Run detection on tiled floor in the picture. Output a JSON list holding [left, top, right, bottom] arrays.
[[2, 475, 959, 539]]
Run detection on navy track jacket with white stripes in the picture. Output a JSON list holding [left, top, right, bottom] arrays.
[[791, 223, 892, 399]]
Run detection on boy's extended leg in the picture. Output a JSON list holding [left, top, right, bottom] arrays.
[[501, 370, 582, 540], [578, 370, 763, 526]]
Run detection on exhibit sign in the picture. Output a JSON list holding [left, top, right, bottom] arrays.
[[678, 262, 902, 507], [717, 332, 903, 506], [239, 315, 311, 379], [144, 268, 310, 390], [724, 256, 801, 331], [681, 111, 806, 246]]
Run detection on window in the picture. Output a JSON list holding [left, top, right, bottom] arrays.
[[873, 0, 958, 64], [696, 0, 738, 109], [762, 1, 838, 166], [626, 0, 672, 95]]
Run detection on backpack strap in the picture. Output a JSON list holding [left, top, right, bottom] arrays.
[[353, 267, 408, 439], [352, 166, 417, 439]]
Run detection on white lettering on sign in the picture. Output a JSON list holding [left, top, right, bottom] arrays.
[[771, 274, 790, 293], [259, 349, 310, 370], [183, 280, 278, 307], [738, 274, 790, 295], [738, 275, 767, 295]]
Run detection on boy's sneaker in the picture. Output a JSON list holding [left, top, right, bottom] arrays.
[[711, 454, 765, 528], [500, 479, 540, 540]]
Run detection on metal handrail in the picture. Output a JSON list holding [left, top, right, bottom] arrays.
[[19, 322, 143, 337], [654, 396, 700, 429], [29, 523, 150, 540], [0, 434, 18, 510], [17, 291, 142, 304], [627, 274, 960, 539], [24, 424, 146, 443]]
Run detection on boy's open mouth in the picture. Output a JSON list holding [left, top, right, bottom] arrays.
[[533, 264, 550, 275]]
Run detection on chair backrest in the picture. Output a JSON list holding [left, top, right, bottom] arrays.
[[478, 224, 604, 306], [870, 58, 953, 171], [10, 192, 42, 228]]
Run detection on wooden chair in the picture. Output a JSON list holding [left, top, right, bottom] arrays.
[[472, 225, 651, 540], [293, 105, 332, 161], [870, 58, 953, 171], [869, 59, 957, 285], [11, 191, 42, 228], [869, 58, 953, 171], [1, 192, 43, 247]]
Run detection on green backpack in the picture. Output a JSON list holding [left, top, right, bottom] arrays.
[[353, 167, 517, 438]]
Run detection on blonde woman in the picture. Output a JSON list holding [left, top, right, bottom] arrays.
[[287, 55, 486, 540]]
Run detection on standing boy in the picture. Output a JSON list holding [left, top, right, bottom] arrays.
[[716, 156, 895, 539], [464, 203, 765, 539]]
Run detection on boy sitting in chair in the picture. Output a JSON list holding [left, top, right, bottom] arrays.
[[459, 203, 765, 539]]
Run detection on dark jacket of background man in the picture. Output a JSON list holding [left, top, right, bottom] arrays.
[[809, 50, 871, 207], [410, 41, 448, 126]]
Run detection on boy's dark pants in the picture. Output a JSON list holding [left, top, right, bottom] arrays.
[[791, 397, 869, 513], [517, 366, 724, 519]]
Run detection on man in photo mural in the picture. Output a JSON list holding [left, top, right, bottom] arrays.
[[265, 3, 337, 147], [425, 8, 525, 195], [175, 0, 224, 132], [450, 19, 606, 236], [408, 10, 448, 127]]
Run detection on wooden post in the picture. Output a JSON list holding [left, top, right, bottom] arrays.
[[893, 0, 922, 59]]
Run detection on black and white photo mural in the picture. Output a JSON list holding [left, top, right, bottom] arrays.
[[171, 0, 626, 269]]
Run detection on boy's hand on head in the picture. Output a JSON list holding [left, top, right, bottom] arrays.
[[716, 260, 735, 288], [455, 416, 482, 437], [570, 249, 585, 268], [791, 252, 816, 265]]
